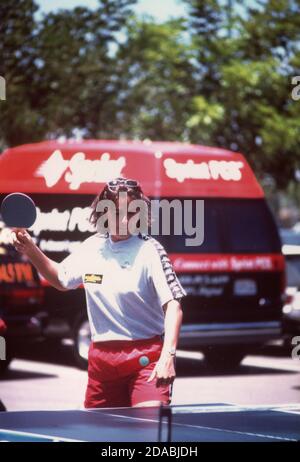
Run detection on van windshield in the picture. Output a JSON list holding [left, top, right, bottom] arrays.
[[154, 198, 281, 254]]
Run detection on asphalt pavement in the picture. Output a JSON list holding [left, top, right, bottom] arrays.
[[1, 341, 299, 412]]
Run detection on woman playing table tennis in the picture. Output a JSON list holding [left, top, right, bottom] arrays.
[[10, 178, 186, 408]]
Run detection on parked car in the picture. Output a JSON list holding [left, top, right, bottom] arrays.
[[0, 140, 285, 370], [280, 230, 300, 347], [0, 218, 45, 374]]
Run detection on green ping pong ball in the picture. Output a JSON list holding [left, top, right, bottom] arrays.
[[139, 355, 150, 367]]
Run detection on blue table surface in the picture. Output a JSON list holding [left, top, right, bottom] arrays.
[[0, 403, 299, 442]]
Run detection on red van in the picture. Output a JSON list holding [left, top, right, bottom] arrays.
[[0, 219, 44, 374], [0, 140, 285, 370]]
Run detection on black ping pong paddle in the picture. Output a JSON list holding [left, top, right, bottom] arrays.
[[1, 192, 37, 228]]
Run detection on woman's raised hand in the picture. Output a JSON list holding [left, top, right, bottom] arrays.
[[10, 228, 36, 256]]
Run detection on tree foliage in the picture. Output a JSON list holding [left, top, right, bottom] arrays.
[[0, 0, 300, 190], [183, 0, 300, 188]]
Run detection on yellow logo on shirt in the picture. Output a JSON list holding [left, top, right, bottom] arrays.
[[84, 274, 103, 284]]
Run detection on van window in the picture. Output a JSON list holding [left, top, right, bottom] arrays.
[[285, 255, 300, 287], [154, 198, 222, 253], [154, 198, 281, 254]]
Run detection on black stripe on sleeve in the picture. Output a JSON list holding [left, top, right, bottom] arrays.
[[147, 235, 186, 300]]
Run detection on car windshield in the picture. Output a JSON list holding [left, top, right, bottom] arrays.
[[285, 256, 300, 287], [153, 198, 281, 254], [280, 229, 300, 246]]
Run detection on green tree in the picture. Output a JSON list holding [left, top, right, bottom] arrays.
[[0, 0, 137, 147], [35, 0, 137, 139], [1, 0, 300, 199], [0, 0, 40, 148], [183, 0, 300, 191], [110, 17, 196, 140]]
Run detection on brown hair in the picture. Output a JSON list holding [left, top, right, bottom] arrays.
[[89, 178, 152, 232]]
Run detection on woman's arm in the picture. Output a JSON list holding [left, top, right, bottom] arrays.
[[160, 299, 183, 357], [10, 228, 68, 291], [147, 299, 183, 384]]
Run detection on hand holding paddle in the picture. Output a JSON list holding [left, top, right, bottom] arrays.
[[10, 228, 35, 256], [1, 192, 37, 256], [1, 192, 65, 291]]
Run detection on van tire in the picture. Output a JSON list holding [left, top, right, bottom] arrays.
[[204, 347, 246, 371], [73, 315, 91, 370], [0, 356, 12, 375]]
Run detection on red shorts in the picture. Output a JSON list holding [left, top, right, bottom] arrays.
[[84, 335, 172, 408]]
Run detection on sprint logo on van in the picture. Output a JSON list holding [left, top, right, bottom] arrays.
[[164, 158, 244, 183], [35, 150, 126, 190], [0, 262, 36, 284]]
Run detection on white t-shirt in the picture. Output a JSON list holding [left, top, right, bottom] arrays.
[[57, 233, 187, 342]]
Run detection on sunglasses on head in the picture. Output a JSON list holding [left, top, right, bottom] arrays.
[[106, 178, 140, 192]]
